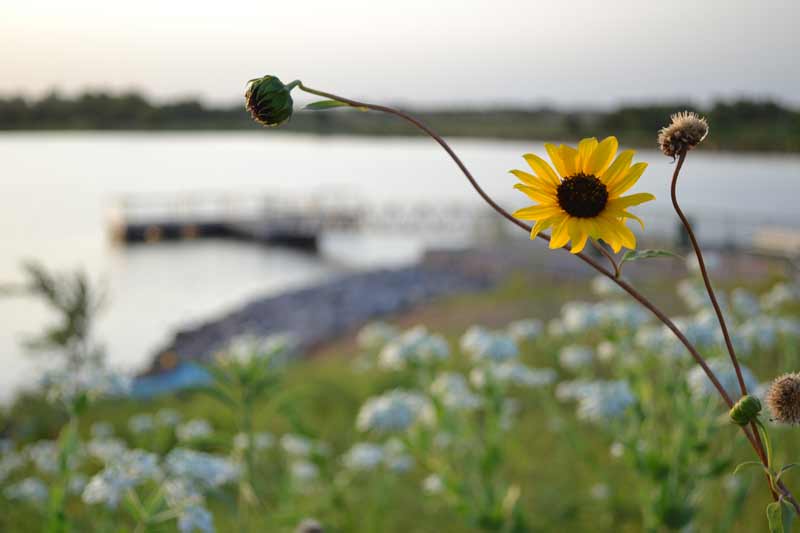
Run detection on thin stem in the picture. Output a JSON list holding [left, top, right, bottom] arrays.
[[591, 240, 621, 279], [294, 83, 788, 502], [669, 151, 748, 397]]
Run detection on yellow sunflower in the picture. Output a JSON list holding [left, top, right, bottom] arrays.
[[511, 136, 654, 254]]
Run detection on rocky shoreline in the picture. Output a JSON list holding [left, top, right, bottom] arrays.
[[143, 248, 497, 377]]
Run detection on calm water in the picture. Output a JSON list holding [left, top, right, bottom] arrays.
[[1, 132, 799, 399]]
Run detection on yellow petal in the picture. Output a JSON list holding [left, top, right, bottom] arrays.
[[621, 210, 645, 230], [549, 217, 571, 249], [558, 145, 578, 176], [601, 150, 635, 186], [510, 169, 555, 192], [530, 214, 564, 240], [608, 162, 648, 197], [513, 183, 556, 204], [545, 143, 568, 178], [513, 204, 563, 220], [522, 153, 561, 187], [585, 136, 618, 176], [577, 137, 598, 174], [607, 192, 656, 210], [567, 218, 590, 254]]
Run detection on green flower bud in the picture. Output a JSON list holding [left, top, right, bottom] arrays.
[[245, 75, 295, 127], [729, 395, 762, 426]]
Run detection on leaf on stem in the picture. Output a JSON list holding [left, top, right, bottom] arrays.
[[619, 249, 682, 265], [305, 100, 351, 110]]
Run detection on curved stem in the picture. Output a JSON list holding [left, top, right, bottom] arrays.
[[591, 240, 621, 279], [670, 151, 748, 397], [295, 83, 784, 500]]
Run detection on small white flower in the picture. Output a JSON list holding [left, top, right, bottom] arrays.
[[575, 381, 635, 424], [590, 483, 610, 501], [687, 358, 757, 400], [357, 321, 398, 350], [378, 326, 450, 370], [460, 327, 518, 363], [42, 366, 131, 406], [471, 363, 556, 389], [156, 408, 182, 426], [422, 474, 444, 494], [430, 373, 481, 410], [233, 432, 273, 452], [217, 333, 298, 368], [590, 275, 624, 297], [178, 505, 215, 533], [596, 341, 616, 362], [5, 477, 48, 504], [731, 288, 760, 318], [609, 442, 625, 459], [87, 438, 128, 463], [176, 419, 213, 442], [561, 302, 600, 333], [383, 438, 414, 473], [128, 413, 155, 434], [506, 319, 543, 342], [281, 434, 313, 457], [163, 478, 205, 509], [165, 449, 240, 489], [83, 449, 161, 508], [356, 390, 435, 434], [559, 345, 593, 370], [342, 443, 384, 471], [290, 460, 319, 483], [25, 440, 60, 475], [68, 473, 88, 495], [90, 422, 115, 439]]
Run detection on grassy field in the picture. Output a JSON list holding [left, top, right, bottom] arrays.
[[1, 266, 799, 532]]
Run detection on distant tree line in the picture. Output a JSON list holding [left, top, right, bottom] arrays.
[[1, 90, 798, 152]]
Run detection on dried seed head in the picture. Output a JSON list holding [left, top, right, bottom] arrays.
[[729, 394, 762, 426], [766, 372, 800, 424], [657, 111, 709, 158]]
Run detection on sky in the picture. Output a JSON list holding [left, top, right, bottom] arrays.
[[1, 0, 798, 108]]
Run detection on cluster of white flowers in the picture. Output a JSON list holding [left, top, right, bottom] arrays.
[[42, 366, 131, 406], [289, 460, 320, 484], [470, 362, 557, 389], [575, 381, 636, 424], [430, 373, 481, 411], [357, 321, 399, 350], [762, 282, 800, 311], [176, 419, 213, 442], [378, 326, 450, 370], [233, 432, 274, 453], [559, 345, 594, 370], [4, 477, 48, 504], [164, 449, 240, 490], [280, 434, 329, 458], [217, 332, 298, 368], [128, 413, 155, 434], [460, 326, 519, 363], [561, 301, 649, 333], [87, 437, 128, 463], [506, 319, 543, 342], [356, 390, 435, 434], [687, 358, 758, 400], [341, 442, 384, 471], [156, 408, 182, 427], [82, 449, 162, 508]]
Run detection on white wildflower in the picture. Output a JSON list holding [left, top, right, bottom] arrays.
[[559, 345, 593, 370], [687, 358, 757, 400], [342, 443, 384, 471], [357, 321, 398, 350], [25, 440, 60, 474], [590, 275, 625, 297], [281, 434, 313, 457], [356, 390, 435, 434], [430, 373, 481, 410], [128, 413, 155, 434], [156, 408, 182, 427], [87, 438, 128, 463], [178, 505, 215, 533], [233, 432, 273, 453], [90, 422, 114, 439], [290, 460, 319, 483], [5, 477, 48, 504], [576, 381, 635, 424], [422, 474, 444, 494], [460, 327, 518, 363], [471, 363, 556, 389], [176, 419, 213, 442], [506, 319, 543, 342], [378, 326, 450, 370], [561, 302, 600, 332], [42, 366, 131, 406], [383, 438, 413, 473], [83, 449, 161, 508], [164, 449, 240, 489]]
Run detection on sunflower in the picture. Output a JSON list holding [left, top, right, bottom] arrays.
[[511, 136, 654, 254]]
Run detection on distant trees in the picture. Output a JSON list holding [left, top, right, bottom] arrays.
[[1, 90, 798, 152]]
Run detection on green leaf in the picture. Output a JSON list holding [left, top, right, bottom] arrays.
[[778, 464, 800, 482], [733, 461, 768, 476], [768, 502, 785, 533], [620, 249, 682, 265], [196, 385, 240, 411], [305, 100, 350, 110], [784, 500, 796, 532]]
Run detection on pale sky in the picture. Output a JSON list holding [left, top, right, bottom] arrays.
[[2, 0, 798, 108]]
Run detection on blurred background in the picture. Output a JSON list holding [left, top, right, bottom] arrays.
[[1, 0, 799, 398]]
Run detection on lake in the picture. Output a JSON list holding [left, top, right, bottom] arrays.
[[1, 132, 798, 399]]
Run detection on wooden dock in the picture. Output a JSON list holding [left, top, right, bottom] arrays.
[[109, 193, 361, 252]]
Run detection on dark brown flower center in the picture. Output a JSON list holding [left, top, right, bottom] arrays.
[[556, 173, 608, 218]]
